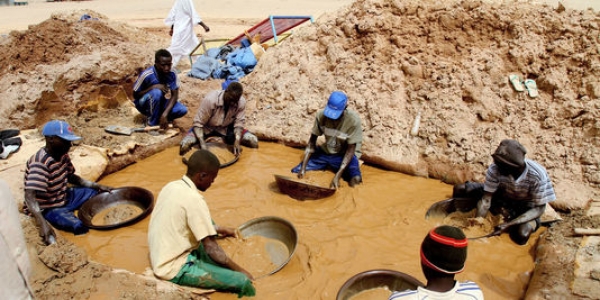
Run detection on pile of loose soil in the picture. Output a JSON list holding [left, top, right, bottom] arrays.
[[20, 213, 205, 299], [442, 210, 503, 237], [0, 10, 168, 132], [243, 0, 600, 211], [525, 210, 600, 298], [0, 12, 127, 75]]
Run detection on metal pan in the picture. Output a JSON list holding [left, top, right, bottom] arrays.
[[336, 269, 424, 300], [77, 186, 154, 230], [426, 197, 560, 225], [237, 216, 298, 277], [206, 142, 238, 168], [274, 174, 336, 201], [181, 142, 239, 168]]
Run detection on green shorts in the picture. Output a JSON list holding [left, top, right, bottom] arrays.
[[169, 243, 255, 298]]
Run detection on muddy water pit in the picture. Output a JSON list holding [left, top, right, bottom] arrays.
[[63, 142, 540, 299]]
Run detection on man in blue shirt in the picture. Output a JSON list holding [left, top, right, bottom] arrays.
[[133, 49, 188, 129]]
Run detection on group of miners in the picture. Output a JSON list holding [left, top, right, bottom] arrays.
[[5, 47, 556, 299]]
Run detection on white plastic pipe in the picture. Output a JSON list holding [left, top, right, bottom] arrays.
[[410, 111, 421, 136]]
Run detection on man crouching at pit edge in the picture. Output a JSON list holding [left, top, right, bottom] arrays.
[[455, 139, 556, 245], [148, 149, 255, 297]]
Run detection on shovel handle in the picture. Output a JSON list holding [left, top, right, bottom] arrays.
[[132, 124, 174, 133], [145, 124, 174, 131], [142, 125, 161, 131], [468, 229, 502, 240], [130, 125, 160, 133]]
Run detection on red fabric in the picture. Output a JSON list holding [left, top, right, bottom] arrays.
[[227, 16, 312, 46]]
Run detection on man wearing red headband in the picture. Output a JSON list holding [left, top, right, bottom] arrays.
[[389, 226, 484, 299]]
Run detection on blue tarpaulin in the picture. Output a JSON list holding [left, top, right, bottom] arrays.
[[188, 38, 257, 81]]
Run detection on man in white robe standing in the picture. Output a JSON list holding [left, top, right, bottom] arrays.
[[165, 0, 210, 69]]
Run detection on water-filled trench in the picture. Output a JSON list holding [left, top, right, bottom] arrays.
[[63, 142, 540, 299]]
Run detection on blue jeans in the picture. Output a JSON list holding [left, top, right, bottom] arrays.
[[43, 187, 98, 235], [134, 89, 188, 126], [291, 148, 362, 182]]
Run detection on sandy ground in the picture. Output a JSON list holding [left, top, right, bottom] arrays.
[[0, 0, 600, 299], [1, 0, 597, 36], [0, 0, 356, 36]]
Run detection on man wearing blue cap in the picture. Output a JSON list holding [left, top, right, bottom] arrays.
[[291, 91, 363, 189], [24, 120, 112, 245]]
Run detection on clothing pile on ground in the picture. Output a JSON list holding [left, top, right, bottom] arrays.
[[188, 38, 264, 82], [0, 129, 22, 159]]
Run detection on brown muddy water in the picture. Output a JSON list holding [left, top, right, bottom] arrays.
[[63, 142, 540, 299]]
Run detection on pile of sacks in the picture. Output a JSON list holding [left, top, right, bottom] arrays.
[[188, 37, 265, 82]]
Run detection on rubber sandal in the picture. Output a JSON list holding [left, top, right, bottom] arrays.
[[524, 79, 539, 98], [0, 144, 20, 159], [509, 74, 525, 92]]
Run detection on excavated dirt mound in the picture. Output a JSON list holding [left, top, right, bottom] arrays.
[[525, 210, 600, 299], [0, 10, 165, 131], [0, 9, 211, 171], [0, 12, 127, 75], [243, 0, 600, 211]]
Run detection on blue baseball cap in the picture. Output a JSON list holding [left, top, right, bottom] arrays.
[[323, 91, 347, 120], [42, 120, 82, 141]]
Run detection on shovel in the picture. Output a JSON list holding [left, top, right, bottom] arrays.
[[104, 125, 161, 136]]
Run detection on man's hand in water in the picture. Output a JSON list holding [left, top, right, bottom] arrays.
[[216, 226, 237, 238], [233, 138, 242, 156], [330, 174, 341, 189], [494, 223, 511, 233], [96, 184, 113, 193]]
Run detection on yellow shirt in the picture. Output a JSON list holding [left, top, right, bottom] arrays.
[[148, 175, 217, 280]]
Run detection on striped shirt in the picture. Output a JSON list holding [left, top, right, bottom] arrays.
[[24, 147, 75, 209], [389, 281, 484, 299], [132, 66, 179, 101], [483, 159, 556, 206]]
